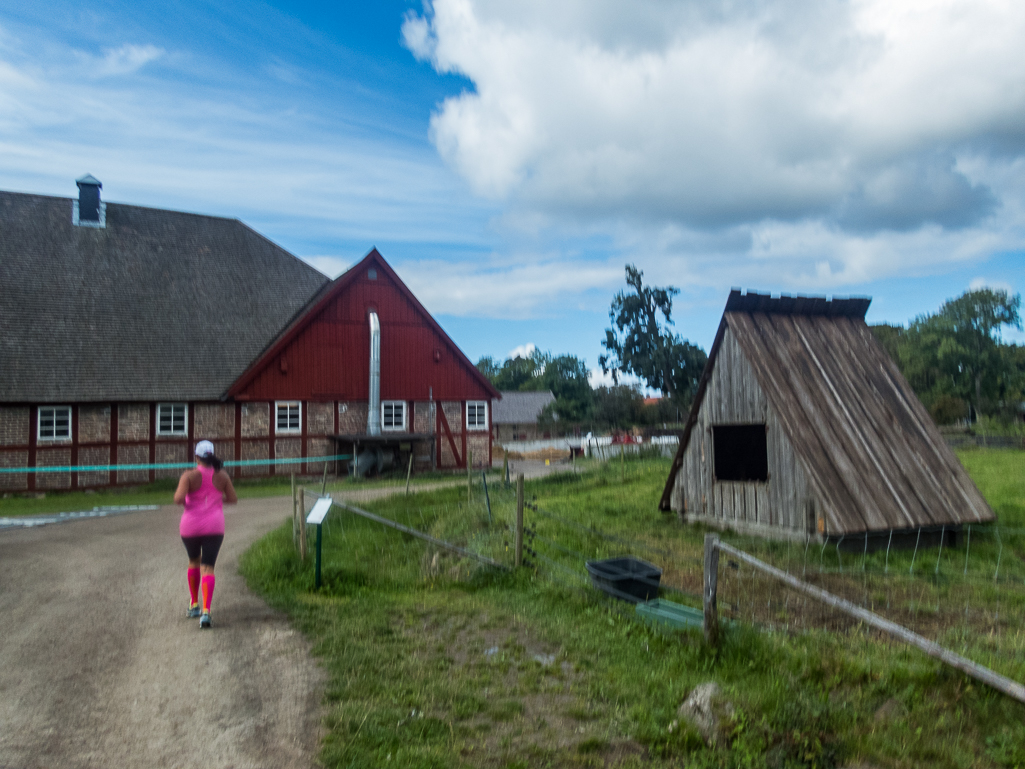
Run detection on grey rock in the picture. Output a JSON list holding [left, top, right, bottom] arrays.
[[676, 682, 733, 746]]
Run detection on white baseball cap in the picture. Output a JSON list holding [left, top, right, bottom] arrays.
[[195, 440, 215, 458]]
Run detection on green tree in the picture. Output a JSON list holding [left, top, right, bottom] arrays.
[[478, 349, 595, 425], [475, 356, 501, 382], [486, 351, 547, 391], [541, 354, 593, 422], [913, 289, 1021, 419], [592, 385, 645, 429], [599, 265, 706, 404], [872, 288, 1022, 423]]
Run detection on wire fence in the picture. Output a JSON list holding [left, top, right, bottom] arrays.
[[291, 469, 1025, 691]]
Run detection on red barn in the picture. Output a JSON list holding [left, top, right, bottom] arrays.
[[0, 177, 496, 490], [228, 249, 499, 474]]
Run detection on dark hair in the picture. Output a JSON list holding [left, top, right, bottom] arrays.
[[197, 454, 224, 472]]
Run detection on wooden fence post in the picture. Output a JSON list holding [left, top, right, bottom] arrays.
[[503, 449, 509, 486], [298, 487, 307, 561], [515, 473, 524, 568], [467, 450, 473, 503], [405, 454, 413, 496], [703, 534, 720, 646], [291, 473, 297, 549]]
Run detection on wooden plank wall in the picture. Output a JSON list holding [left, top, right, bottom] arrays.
[[673, 326, 811, 537]]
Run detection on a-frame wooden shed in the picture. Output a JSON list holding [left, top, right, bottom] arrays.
[[660, 290, 995, 544]]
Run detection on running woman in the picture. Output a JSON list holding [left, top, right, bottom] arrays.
[[174, 440, 237, 628]]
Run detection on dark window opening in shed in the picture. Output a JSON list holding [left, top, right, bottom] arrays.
[[713, 424, 768, 482]]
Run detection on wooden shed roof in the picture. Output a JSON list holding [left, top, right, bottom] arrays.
[[660, 290, 995, 534]]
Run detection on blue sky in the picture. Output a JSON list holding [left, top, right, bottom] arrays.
[[1, 0, 1023, 383]]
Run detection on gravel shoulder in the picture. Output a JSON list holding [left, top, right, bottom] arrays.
[[0, 496, 318, 769], [0, 477, 559, 768]]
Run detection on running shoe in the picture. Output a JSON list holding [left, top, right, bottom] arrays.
[[199, 612, 212, 629], [186, 603, 202, 619]]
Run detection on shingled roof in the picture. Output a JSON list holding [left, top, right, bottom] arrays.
[[492, 391, 555, 424], [660, 290, 994, 533], [0, 190, 328, 402]]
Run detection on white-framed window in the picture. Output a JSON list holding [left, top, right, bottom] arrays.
[[382, 401, 406, 431], [157, 403, 188, 436], [38, 406, 71, 441], [276, 401, 301, 433], [466, 401, 488, 431]]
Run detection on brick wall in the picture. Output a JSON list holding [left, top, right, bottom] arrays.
[[466, 433, 490, 468], [194, 404, 235, 440], [338, 402, 368, 433], [413, 439, 433, 471], [241, 402, 269, 437], [0, 407, 29, 446], [36, 447, 72, 490], [212, 440, 235, 477], [439, 438, 458, 469], [307, 402, 334, 436], [155, 443, 189, 480], [79, 405, 111, 443], [118, 404, 149, 442], [441, 402, 462, 434], [78, 446, 110, 487], [117, 444, 149, 484], [274, 438, 301, 474], [241, 440, 269, 477], [306, 437, 334, 473], [413, 402, 433, 433], [0, 450, 28, 490]]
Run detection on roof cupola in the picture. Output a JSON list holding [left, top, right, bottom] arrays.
[[73, 174, 105, 228]]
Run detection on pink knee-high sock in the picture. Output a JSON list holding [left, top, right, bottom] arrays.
[[201, 574, 215, 612], [187, 568, 200, 606]]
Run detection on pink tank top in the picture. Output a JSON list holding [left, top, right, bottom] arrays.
[[180, 465, 225, 537]]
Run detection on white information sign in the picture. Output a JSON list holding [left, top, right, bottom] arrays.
[[306, 497, 333, 525]]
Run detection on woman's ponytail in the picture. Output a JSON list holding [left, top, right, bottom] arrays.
[[198, 453, 224, 472]]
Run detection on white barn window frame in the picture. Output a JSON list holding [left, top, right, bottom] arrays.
[[38, 405, 72, 441], [382, 401, 406, 431], [276, 401, 302, 434], [157, 403, 188, 436], [466, 401, 488, 431]]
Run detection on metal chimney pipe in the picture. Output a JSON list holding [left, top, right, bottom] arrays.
[[367, 311, 381, 435]]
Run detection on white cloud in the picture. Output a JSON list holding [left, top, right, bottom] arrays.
[[507, 342, 535, 359], [0, 29, 495, 254], [404, 0, 1025, 288], [92, 44, 165, 77], [969, 277, 1014, 294], [399, 253, 622, 318], [587, 367, 645, 390]]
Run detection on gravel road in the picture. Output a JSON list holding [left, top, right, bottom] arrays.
[[0, 483, 461, 769]]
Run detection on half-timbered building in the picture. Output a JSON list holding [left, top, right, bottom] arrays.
[[0, 176, 496, 490]]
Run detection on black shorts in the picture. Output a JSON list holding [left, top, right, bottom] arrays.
[[181, 534, 224, 567]]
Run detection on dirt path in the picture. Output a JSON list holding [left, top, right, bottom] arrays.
[[0, 484, 452, 769]]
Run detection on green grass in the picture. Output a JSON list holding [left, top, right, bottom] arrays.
[[241, 452, 1025, 768]]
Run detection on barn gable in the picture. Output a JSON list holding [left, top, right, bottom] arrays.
[[228, 248, 499, 403], [661, 290, 994, 539]]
